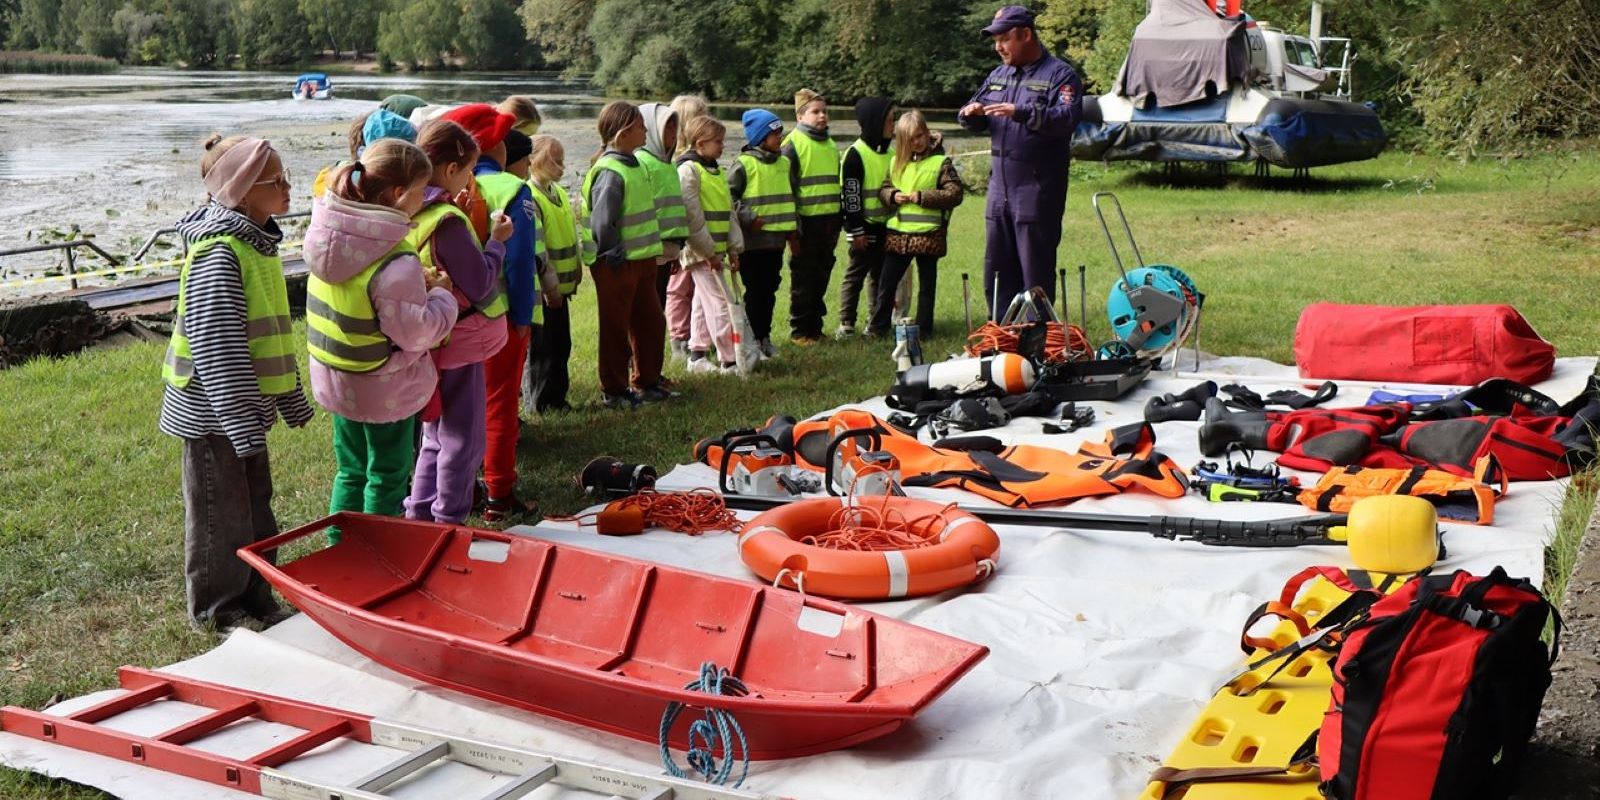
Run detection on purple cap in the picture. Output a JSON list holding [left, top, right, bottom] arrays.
[[982, 5, 1036, 35]]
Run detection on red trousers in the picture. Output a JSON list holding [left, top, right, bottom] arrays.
[[482, 324, 530, 499]]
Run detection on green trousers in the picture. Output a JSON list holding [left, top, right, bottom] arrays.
[[329, 415, 417, 542]]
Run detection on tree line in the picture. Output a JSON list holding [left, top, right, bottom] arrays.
[[0, 0, 533, 70], [3, 0, 1596, 151]]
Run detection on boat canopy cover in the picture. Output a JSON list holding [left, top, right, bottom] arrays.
[[1117, 0, 1249, 108], [296, 73, 328, 83]]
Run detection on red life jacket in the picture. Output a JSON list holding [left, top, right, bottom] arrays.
[[1267, 405, 1572, 481]]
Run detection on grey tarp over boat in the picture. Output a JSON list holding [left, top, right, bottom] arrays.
[[1117, 0, 1250, 108]]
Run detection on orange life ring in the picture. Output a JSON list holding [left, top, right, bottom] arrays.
[[738, 496, 1001, 600]]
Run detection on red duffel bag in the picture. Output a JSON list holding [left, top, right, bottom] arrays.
[[1294, 303, 1554, 385]]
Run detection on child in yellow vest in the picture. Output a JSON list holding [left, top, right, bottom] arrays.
[[584, 101, 673, 408], [866, 110, 964, 337], [728, 109, 795, 360], [159, 134, 312, 633], [304, 140, 457, 532], [405, 120, 515, 524], [524, 134, 583, 412], [781, 88, 842, 344], [676, 115, 744, 373]]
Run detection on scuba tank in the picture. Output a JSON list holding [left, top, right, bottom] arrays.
[[901, 353, 1036, 396]]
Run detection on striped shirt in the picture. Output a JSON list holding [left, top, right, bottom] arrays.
[[158, 202, 313, 456]]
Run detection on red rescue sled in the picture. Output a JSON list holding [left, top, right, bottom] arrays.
[[239, 513, 988, 760]]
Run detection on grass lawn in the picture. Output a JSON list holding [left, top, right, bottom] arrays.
[[2, 150, 1597, 797]]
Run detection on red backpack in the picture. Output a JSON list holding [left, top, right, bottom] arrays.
[[1319, 568, 1559, 799]]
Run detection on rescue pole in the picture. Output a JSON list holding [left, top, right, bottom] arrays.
[[962, 273, 973, 333], [718, 494, 1440, 570], [718, 493, 1348, 546]]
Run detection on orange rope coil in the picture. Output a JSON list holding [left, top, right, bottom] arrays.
[[550, 489, 742, 535], [966, 321, 1092, 363], [800, 494, 963, 552]]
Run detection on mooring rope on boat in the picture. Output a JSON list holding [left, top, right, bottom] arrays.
[[659, 661, 751, 788]]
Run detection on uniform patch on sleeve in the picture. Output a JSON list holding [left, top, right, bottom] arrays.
[[1059, 83, 1077, 104]]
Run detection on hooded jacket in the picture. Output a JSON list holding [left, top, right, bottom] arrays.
[[843, 97, 894, 241], [303, 193, 458, 422], [638, 102, 685, 262], [157, 201, 314, 456], [420, 184, 509, 370], [727, 143, 792, 252], [676, 150, 745, 266]]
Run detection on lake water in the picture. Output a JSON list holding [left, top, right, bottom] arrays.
[[0, 68, 952, 299]]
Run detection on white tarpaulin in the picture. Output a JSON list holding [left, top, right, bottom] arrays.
[[3, 356, 1593, 799]]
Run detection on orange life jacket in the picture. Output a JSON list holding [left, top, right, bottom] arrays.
[[1297, 456, 1504, 525], [782, 409, 1188, 508]]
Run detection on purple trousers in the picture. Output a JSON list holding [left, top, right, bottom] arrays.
[[405, 362, 485, 524], [983, 200, 1063, 318]]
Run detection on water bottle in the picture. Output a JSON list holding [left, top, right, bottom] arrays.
[[892, 319, 923, 374]]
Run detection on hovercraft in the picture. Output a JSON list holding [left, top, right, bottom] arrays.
[[1072, 0, 1386, 171], [292, 72, 333, 100]]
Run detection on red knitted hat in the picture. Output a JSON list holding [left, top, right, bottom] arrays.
[[440, 103, 515, 152]]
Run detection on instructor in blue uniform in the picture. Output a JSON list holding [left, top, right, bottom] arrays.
[[959, 5, 1082, 314]]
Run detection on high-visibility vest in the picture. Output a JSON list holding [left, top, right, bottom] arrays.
[[848, 138, 894, 225], [163, 235, 298, 395], [735, 152, 797, 234], [476, 171, 525, 217], [408, 200, 508, 318], [689, 160, 733, 256], [636, 149, 689, 241], [887, 155, 949, 234], [305, 242, 414, 372], [582, 155, 665, 262], [528, 180, 583, 294], [783, 130, 841, 217]]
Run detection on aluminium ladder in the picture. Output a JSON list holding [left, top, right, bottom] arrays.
[[0, 666, 775, 800]]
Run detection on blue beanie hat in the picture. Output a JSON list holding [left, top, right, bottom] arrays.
[[741, 109, 783, 148], [360, 110, 417, 154]]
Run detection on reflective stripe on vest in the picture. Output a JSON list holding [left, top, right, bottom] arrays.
[[849, 138, 894, 225], [305, 243, 415, 372], [736, 153, 798, 233], [163, 235, 298, 395], [637, 149, 689, 240], [407, 200, 509, 319], [528, 180, 583, 293], [691, 161, 733, 255], [784, 130, 841, 216], [887, 155, 948, 234], [582, 155, 665, 261]]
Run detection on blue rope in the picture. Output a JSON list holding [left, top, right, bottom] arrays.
[[658, 661, 750, 788]]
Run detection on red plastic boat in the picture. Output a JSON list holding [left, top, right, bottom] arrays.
[[239, 513, 988, 760]]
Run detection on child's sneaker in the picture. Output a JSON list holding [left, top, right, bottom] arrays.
[[758, 338, 779, 359], [601, 390, 640, 410], [686, 357, 719, 374], [483, 492, 539, 523], [637, 384, 679, 403], [790, 333, 822, 346], [834, 324, 856, 340], [669, 338, 690, 362], [719, 361, 740, 374]]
